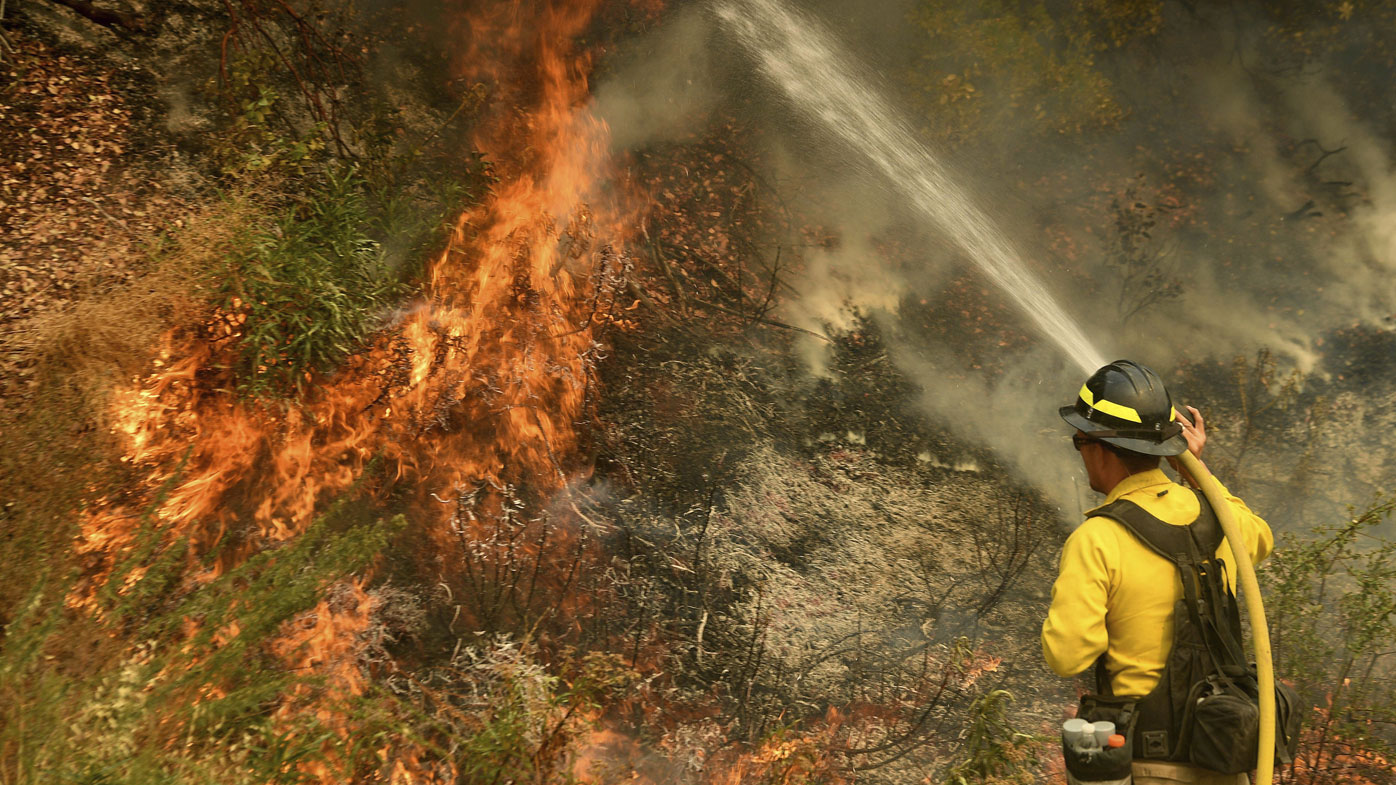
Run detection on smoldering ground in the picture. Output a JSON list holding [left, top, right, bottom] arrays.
[[594, 0, 1396, 531]]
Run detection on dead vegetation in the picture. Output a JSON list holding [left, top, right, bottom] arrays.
[[0, 36, 197, 400], [4, 2, 1396, 784]]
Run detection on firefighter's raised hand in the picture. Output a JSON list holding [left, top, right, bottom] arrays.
[[1168, 405, 1207, 487], [1178, 405, 1205, 459]]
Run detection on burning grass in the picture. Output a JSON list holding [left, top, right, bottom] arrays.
[[0, 483, 402, 783], [13, 2, 1396, 783], [2, 2, 1066, 778], [4, 2, 649, 782]]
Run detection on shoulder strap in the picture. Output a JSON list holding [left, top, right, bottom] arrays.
[[1092, 490, 1247, 670], [1090, 489, 1222, 565]]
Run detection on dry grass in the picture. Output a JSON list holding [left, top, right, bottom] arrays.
[[0, 191, 262, 620], [12, 194, 256, 415]]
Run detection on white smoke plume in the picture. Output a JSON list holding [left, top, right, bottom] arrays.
[[593, 0, 1396, 522]]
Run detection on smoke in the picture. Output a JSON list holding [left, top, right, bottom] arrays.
[[592, 0, 1396, 522], [1280, 77, 1396, 324], [884, 340, 1092, 515], [593, 6, 720, 151]]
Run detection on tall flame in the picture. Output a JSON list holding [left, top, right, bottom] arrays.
[[79, 0, 637, 779]]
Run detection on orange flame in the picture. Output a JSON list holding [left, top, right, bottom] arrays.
[[78, 1, 642, 781], [703, 710, 851, 785], [84, 0, 629, 567]]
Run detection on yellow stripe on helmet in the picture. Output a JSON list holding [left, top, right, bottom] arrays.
[[1078, 383, 1143, 423]]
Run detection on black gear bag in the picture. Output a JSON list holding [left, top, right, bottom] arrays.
[[1072, 491, 1301, 775]]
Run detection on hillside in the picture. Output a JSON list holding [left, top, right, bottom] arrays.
[[2, 2, 1395, 784]]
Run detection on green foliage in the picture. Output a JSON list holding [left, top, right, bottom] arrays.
[[441, 641, 629, 785], [210, 146, 488, 399], [909, 0, 1159, 142], [943, 690, 1043, 785], [0, 488, 404, 785], [206, 51, 330, 177], [219, 169, 406, 397], [1264, 496, 1396, 782]]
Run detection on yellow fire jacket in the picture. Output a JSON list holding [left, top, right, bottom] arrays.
[[1041, 468, 1274, 698]]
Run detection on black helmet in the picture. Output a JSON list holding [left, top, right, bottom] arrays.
[[1059, 359, 1186, 456]]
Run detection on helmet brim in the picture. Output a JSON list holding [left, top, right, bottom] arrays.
[[1059, 405, 1188, 457]]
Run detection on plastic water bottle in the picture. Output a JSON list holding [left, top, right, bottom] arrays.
[[1063, 718, 1131, 785]]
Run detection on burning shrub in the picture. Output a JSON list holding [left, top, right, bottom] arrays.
[[448, 641, 633, 784], [451, 639, 582, 783], [706, 718, 852, 785], [374, 638, 640, 785], [0, 498, 402, 783]]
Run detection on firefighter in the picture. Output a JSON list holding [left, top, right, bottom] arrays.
[[1043, 360, 1275, 785]]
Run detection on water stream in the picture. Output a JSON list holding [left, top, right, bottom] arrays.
[[714, 0, 1107, 374]]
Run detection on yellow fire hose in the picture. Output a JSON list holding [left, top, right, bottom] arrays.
[[1174, 449, 1275, 785]]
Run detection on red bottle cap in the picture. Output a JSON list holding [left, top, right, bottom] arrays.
[[1108, 734, 1126, 748]]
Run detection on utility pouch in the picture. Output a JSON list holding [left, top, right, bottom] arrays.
[[1183, 667, 1303, 774], [1273, 677, 1302, 765], [1184, 674, 1258, 774], [1066, 695, 1136, 784]]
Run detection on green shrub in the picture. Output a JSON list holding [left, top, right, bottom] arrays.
[[1264, 496, 1396, 783], [219, 169, 406, 397], [213, 156, 488, 399], [944, 690, 1044, 785]]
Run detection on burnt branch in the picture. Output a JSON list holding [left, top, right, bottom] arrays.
[[648, 242, 688, 314], [691, 297, 831, 342], [1107, 177, 1183, 324], [744, 246, 782, 330], [1298, 138, 1348, 176], [969, 494, 1046, 618]]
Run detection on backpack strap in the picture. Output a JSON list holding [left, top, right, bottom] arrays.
[[1183, 514, 1248, 671], [1090, 489, 1223, 566], [1088, 490, 1246, 678], [1089, 490, 1249, 680]]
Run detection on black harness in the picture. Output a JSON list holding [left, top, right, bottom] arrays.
[[1088, 489, 1247, 761]]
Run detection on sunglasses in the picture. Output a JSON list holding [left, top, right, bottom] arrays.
[[1071, 433, 1098, 451]]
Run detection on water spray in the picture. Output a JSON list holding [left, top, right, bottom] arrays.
[[713, 0, 1105, 374], [715, 2, 1278, 779]]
